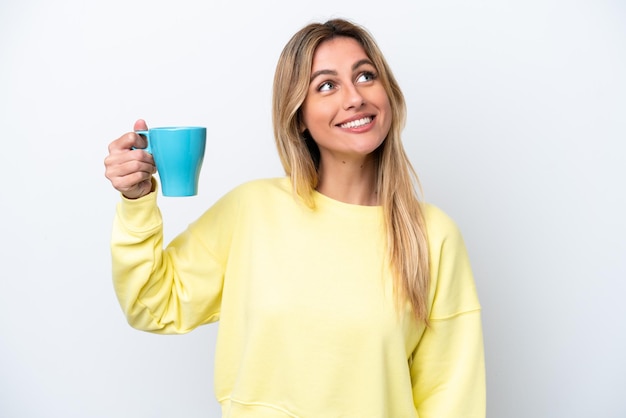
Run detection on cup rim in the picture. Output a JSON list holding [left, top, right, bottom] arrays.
[[147, 126, 206, 131]]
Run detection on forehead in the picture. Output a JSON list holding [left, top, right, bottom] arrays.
[[311, 37, 370, 69]]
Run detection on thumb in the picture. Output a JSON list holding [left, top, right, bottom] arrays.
[[133, 119, 148, 131]]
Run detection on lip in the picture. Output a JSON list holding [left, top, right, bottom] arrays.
[[335, 113, 375, 127], [335, 115, 377, 134]]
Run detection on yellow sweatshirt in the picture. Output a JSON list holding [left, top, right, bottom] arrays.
[[111, 177, 485, 417]]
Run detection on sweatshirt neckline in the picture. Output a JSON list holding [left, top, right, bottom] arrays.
[[312, 189, 383, 217]]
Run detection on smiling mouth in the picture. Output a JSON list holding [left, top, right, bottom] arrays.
[[338, 116, 374, 129]]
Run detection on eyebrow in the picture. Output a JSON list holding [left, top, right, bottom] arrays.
[[309, 58, 375, 82]]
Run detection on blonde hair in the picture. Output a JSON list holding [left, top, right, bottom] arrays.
[[272, 19, 430, 323]]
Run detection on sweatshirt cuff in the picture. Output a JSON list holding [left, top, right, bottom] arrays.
[[116, 181, 162, 231]]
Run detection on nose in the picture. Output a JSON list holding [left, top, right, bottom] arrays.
[[343, 84, 365, 110]]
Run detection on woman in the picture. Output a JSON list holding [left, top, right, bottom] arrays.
[[105, 19, 485, 418]]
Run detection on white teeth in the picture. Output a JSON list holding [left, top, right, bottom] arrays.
[[340, 117, 372, 129]]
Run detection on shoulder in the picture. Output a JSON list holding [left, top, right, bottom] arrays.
[[212, 177, 293, 214], [192, 178, 292, 233], [214, 177, 291, 206], [225, 177, 290, 199], [421, 203, 481, 317], [422, 203, 464, 249]]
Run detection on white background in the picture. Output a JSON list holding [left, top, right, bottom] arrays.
[[1, 0, 624, 417]]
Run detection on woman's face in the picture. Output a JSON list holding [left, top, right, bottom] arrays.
[[300, 37, 392, 165]]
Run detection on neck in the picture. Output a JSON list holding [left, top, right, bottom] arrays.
[[316, 156, 378, 206]]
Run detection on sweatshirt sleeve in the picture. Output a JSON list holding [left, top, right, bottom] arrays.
[[410, 205, 486, 417], [110, 189, 232, 334]]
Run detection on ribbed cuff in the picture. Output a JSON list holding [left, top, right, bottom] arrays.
[[116, 180, 161, 231]]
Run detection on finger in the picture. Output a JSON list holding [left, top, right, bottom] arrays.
[[127, 178, 154, 199], [131, 148, 155, 165], [108, 132, 147, 153], [104, 154, 155, 188], [133, 119, 148, 131], [117, 176, 154, 200], [106, 155, 155, 176], [106, 161, 155, 192], [114, 169, 154, 191], [133, 119, 149, 149]]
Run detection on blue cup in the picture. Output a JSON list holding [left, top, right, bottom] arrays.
[[136, 127, 206, 197]]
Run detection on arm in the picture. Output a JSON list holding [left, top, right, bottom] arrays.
[[105, 120, 226, 334], [111, 190, 225, 334], [411, 205, 486, 417], [411, 310, 486, 417]]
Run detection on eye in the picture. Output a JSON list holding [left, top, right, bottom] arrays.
[[356, 71, 377, 83], [317, 81, 335, 92]]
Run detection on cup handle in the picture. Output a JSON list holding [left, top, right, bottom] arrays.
[[134, 130, 152, 154]]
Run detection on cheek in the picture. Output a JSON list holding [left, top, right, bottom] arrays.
[[380, 98, 393, 133], [371, 87, 392, 121], [301, 102, 330, 132]]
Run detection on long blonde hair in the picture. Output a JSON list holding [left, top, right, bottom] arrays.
[[272, 19, 430, 323]]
